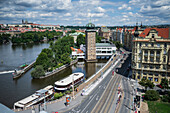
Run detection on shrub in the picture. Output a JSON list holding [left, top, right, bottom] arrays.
[[65, 90, 71, 94], [54, 92, 63, 99], [144, 90, 160, 101]]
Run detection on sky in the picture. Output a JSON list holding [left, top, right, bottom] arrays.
[[0, 0, 170, 26]]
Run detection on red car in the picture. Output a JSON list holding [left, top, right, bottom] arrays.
[[156, 84, 163, 89]]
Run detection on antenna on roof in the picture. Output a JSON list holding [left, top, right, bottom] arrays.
[[136, 19, 138, 26], [90, 16, 92, 23]]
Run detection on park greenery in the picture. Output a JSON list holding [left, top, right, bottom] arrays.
[[31, 35, 74, 78], [147, 101, 170, 113], [0, 34, 10, 44], [11, 31, 63, 44], [31, 65, 45, 78], [144, 90, 160, 101], [139, 78, 154, 90]]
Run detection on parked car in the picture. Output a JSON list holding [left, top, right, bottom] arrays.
[[156, 84, 163, 89]]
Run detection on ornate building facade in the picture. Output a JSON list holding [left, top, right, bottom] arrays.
[[132, 27, 170, 84]]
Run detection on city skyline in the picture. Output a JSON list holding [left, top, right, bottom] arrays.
[[0, 0, 170, 26]]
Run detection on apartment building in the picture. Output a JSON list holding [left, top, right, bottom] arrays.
[[132, 27, 170, 84]]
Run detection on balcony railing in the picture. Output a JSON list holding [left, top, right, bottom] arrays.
[[142, 46, 162, 50]]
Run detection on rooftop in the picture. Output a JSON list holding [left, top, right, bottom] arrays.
[[139, 28, 169, 39], [96, 43, 116, 47], [55, 72, 84, 86]]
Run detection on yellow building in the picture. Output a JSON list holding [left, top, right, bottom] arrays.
[[132, 27, 170, 84]]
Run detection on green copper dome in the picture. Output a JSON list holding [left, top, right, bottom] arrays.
[[86, 22, 95, 29]]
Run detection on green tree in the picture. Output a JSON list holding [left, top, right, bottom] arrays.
[[42, 48, 53, 58], [160, 78, 169, 89], [144, 90, 160, 101], [96, 36, 103, 43], [77, 34, 85, 47], [54, 92, 63, 99], [139, 78, 155, 90], [31, 65, 45, 78], [35, 52, 48, 66]]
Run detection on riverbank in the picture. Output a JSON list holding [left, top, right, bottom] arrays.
[[40, 59, 78, 79]]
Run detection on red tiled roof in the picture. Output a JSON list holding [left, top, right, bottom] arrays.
[[139, 28, 169, 39]]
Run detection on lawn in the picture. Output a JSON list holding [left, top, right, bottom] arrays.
[[147, 101, 170, 113]]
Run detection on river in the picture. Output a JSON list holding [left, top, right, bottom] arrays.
[[0, 42, 107, 108]]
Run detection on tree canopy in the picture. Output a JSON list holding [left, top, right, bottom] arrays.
[[11, 31, 63, 44], [32, 35, 74, 78], [160, 78, 169, 89], [139, 78, 155, 90], [77, 34, 85, 47], [144, 90, 160, 101], [31, 65, 45, 78]]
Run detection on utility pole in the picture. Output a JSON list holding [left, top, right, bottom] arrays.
[[72, 75, 75, 99]]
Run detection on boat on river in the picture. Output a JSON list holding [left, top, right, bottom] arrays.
[[20, 63, 28, 68], [13, 85, 53, 110], [12, 69, 24, 79], [54, 72, 84, 91]]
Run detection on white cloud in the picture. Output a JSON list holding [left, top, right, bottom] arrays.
[[96, 7, 106, 13], [118, 4, 131, 10], [87, 13, 104, 17], [64, 13, 71, 16], [123, 15, 128, 18]]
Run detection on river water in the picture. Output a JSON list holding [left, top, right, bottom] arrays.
[[0, 42, 107, 108]]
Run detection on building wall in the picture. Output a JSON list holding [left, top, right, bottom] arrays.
[[132, 29, 170, 84], [85, 31, 96, 61]]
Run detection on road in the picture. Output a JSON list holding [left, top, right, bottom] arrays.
[[64, 53, 132, 113], [91, 74, 122, 113], [64, 55, 122, 113], [117, 54, 134, 113]]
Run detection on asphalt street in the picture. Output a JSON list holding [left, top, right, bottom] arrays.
[[64, 55, 122, 113], [64, 53, 132, 113]]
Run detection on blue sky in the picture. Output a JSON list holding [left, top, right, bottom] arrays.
[[0, 0, 169, 26]]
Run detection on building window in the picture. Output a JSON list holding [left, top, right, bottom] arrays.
[[164, 50, 166, 54], [150, 65, 154, 69], [163, 56, 166, 62], [164, 43, 167, 48], [144, 65, 147, 68], [138, 56, 141, 61], [148, 77, 153, 81], [150, 50, 154, 56], [143, 73, 147, 75], [144, 57, 147, 62], [154, 78, 158, 82], [139, 64, 141, 68], [152, 34, 154, 38], [150, 58, 154, 62], [156, 57, 160, 62], [157, 51, 160, 56], [151, 43, 154, 47], [157, 44, 160, 47], [138, 71, 141, 74], [155, 73, 159, 76], [139, 43, 141, 47], [162, 73, 166, 77], [143, 77, 146, 79], [138, 76, 140, 79], [149, 73, 153, 76], [156, 65, 160, 69], [145, 43, 148, 47], [163, 65, 166, 70]]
